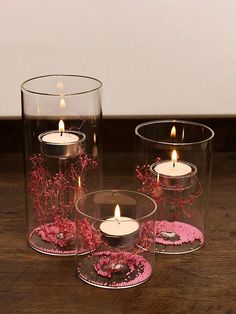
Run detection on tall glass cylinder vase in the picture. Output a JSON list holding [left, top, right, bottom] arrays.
[[21, 75, 103, 256], [135, 120, 214, 254]]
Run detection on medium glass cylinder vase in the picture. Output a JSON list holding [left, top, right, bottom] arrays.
[[21, 75, 103, 256], [135, 120, 214, 254], [75, 190, 156, 289]]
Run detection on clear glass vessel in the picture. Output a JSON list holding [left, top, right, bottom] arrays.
[[21, 75, 103, 256], [135, 120, 214, 254], [75, 190, 156, 289]]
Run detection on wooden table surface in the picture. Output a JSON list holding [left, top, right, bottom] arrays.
[[0, 152, 236, 314]]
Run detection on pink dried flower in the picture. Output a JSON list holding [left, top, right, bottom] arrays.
[[138, 221, 155, 250], [35, 217, 75, 247], [77, 218, 101, 251], [29, 153, 98, 223]]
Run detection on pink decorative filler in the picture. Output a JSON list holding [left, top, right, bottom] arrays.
[[76, 218, 101, 252], [35, 217, 75, 247], [28, 153, 97, 254], [156, 220, 204, 245], [136, 161, 204, 249], [78, 250, 152, 288]]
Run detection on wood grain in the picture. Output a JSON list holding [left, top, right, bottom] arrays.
[[0, 152, 236, 314]]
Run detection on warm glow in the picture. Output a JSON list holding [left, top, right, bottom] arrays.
[[78, 176, 81, 188], [57, 81, 64, 90], [60, 98, 66, 109], [93, 133, 96, 143], [59, 120, 65, 134], [170, 126, 176, 138], [171, 150, 178, 167], [114, 204, 121, 219]]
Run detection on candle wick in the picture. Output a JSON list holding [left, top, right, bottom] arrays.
[[115, 218, 120, 225], [60, 131, 63, 136], [173, 161, 175, 168]]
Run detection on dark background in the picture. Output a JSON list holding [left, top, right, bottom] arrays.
[[1, 117, 236, 153]]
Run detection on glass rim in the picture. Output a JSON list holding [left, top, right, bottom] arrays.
[[21, 74, 103, 96], [135, 119, 214, 146], [75, 189, 157, 222]]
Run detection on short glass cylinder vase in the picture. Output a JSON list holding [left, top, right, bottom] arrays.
[[21, 75, 103, 256], [135, 120, 214, 254], [75, 190, 157, 289]]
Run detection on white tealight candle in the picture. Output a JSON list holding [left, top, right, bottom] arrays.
[[154, 161, 191, 177], [154, 150, 192, 177], [38, 120, 84, 158], [100, 205, 140, 247], [41, 131, 79, 144], [100, 216, 139, 236]]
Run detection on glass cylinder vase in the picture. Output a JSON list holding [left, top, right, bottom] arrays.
[[75, 190, 157, 289], [135, 120, 214, 254], [21, 74, 103, 256]]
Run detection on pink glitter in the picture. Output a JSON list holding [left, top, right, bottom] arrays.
[[156, 220, 204, 245], [78, 250, 152, 288], [93, 251, 142, 278]]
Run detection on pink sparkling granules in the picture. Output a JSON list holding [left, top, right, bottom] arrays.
[[156, 220, 204, 246], [77, 250, 152, 288], [29, 218, 76, 255]]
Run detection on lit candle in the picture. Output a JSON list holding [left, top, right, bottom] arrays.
[[154, 150, 192, 177], [38, 120, 85, 158], [100, 204, 140, 247], [41, 120, 79, 144]]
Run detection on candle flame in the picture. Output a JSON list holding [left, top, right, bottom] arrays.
[[59, 120, 65, 134], [170, 126, 176, 138], [114, 204, 121, 220], [78, 176, 81, 188], [60, 98, 66, 109], [172, 150, 178, 167], [93, 133, 96, 143]]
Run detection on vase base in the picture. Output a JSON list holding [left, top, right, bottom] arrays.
[[155, 220, 204, 254], [77, 250, 152, 289], [29, 227, 76, 256]]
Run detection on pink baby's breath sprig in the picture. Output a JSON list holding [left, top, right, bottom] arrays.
[[29, 154, 72, 222], [69, 153, 98, 189], [77, 218, 101, 252], [29, 153, 98, 224], [136, 164, 157, 196], [138, 220, 155, 252]]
